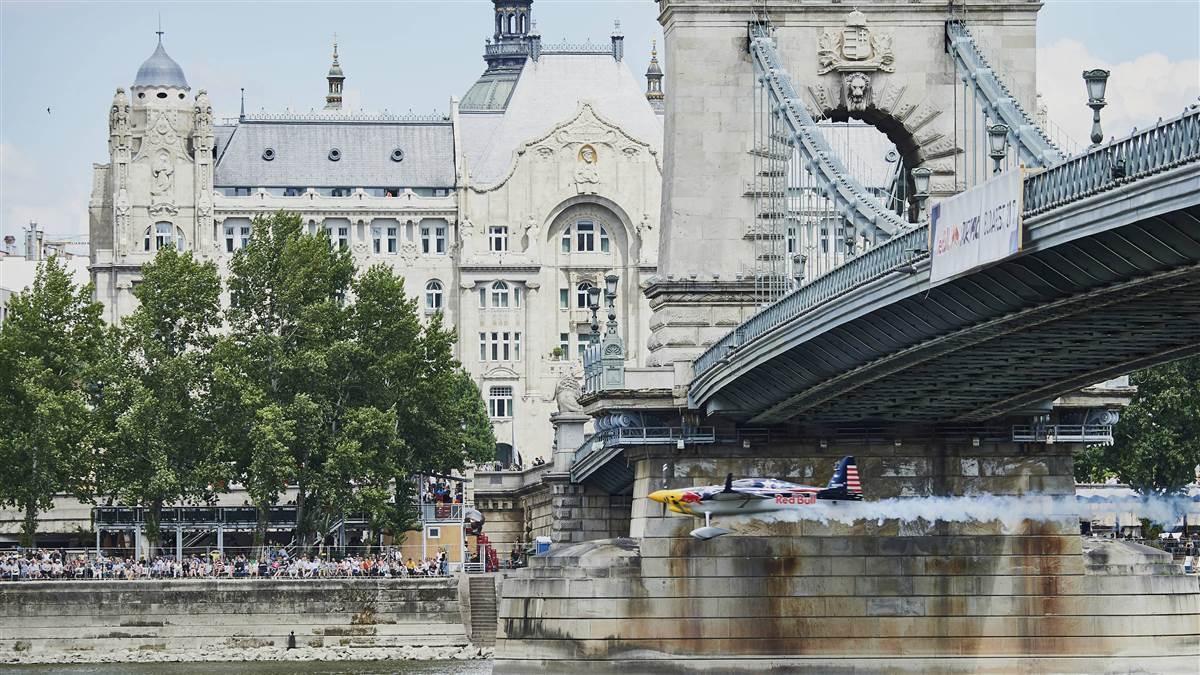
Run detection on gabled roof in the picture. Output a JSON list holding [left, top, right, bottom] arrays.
[[462, 53, 662, 186], [213, 118, 455, 188]]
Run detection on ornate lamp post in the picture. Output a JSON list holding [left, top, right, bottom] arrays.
[[987, 123, 1010, 175], [603, 274, 619, 334], [587, 286, 602, 343], [910, 167, 932, 223], [1083, 69, 1110, 146]]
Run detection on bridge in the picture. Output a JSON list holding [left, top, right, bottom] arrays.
[[493, 2, 1200, 672]]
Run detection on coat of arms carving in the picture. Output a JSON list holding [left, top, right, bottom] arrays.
[[817, 9, 895, 75]]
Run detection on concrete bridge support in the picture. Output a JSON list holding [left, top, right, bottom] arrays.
[[494, 434, 1200, 672]]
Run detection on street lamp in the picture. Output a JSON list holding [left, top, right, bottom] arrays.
[[1083, 68, 1110, 146], [587, 285, 602, 343], [987, 123, 1010, 175], [911, 167, 932, 223], [604, 274, 619, 335]]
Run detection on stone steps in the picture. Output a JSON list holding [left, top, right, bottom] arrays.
[[468, 576, 498, 647]]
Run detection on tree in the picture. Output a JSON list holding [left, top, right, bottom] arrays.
[[1082, 357, 1200, 492], [0, 257, 106, 547], [218, 212, 494, 551], [220, 211, 356, 549], [94, 247, 224, 553]]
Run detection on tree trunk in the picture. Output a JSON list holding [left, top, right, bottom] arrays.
[[295, 480, 308, 553], [20, 500, 38, 549], [145, 497, 163, 560], [255, 504, 269, 556]]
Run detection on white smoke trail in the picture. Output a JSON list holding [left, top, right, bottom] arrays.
[[742, 494, 1198, 531]]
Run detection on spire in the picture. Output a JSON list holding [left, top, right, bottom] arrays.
[[646, 40, 664, 111], [611, 19, 624, 62], [324, 35, 344, 111], [239, 87, 246, 121]]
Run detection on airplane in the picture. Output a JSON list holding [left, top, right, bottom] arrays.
[[647, 456, 863, 540]]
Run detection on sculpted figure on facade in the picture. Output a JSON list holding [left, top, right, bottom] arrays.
[[636, 212, 655, 264], [817, 9, 895, 75], [554, 372, 584, 414], [522, 214, 540, 254], [193, 90, 214, 152], [574, 144, 600, 192], [108, 88, 131, 154], [842, 72, 872, 112], [150, 150, 177, 216]]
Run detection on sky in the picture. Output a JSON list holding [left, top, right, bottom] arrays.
[[1, 0, 1197, 247]]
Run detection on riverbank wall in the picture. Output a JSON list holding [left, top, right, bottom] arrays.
[[0, 578, 475, 663]]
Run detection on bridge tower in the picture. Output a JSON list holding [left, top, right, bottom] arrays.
[[650, 0, 1040, 370]]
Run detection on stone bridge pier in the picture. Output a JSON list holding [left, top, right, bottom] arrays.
[[494, 428, 1200, 673]]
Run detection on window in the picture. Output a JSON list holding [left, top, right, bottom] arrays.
[[425, 280, 443, 312], [491, 281, 510, 308], [576, 281, 594, 309], [240, 225, 251, 249], [560, 220, 610, 253], [146, 222, 185, 252], [372, 227, 382, 254], [426, 527, 441, 538], [559, 288, 569, 310], [225, 225, 235, 253], [478, 288, 487, 309], [488, 386, 513, 418], [576, 221, 595, 251], [786, 226, 798, 255], [226, 224, 251, 252], [488, 225, 508, 252], [422, 224, 447, 255], [387, 227, 398, 253], [479, 332, 522, 362], [559, 333, 569, 360], [283, 187, 305, 197], [336, 226, 350, 250], [577, 332, 592, 359]]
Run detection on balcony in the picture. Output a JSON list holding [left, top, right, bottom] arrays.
[[1011, 424, 1114, 445]]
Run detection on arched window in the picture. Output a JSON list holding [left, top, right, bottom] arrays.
[[507, 13, 515, 34], [425, 280, 443, 311], [561, 220, 611, 253], [494, 442, 514, 467], [145, 222, 185, 252], [491, 280, 510, 308], [575, 281, 594, 309]]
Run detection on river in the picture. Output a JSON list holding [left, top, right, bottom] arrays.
[[0, 662, 492, 675]]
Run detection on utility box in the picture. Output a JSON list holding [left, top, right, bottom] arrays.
[[535, 536, 551, 556]]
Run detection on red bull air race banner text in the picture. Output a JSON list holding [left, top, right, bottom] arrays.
[[929, 169, 1024, 283]]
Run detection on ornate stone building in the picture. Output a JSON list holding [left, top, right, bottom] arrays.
[[88, 1, 664, 463]]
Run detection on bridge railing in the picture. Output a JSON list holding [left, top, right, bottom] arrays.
[[694, 228, 928, 376], [1025, 106, 1200, 215], [693, 107, 1200, 380]]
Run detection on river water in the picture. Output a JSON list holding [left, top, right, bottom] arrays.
[[0, 662, 492, 675]]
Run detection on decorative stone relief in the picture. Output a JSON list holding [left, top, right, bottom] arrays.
[[574, 144, 600, 192], [635, 212, 655, 264], [817, 10, 895, 75], [398, 241, 419, 264], [149, 149, 178, 216], [521, 215, 541, 254], [874, 80, 907, 115], [842, 72, 872, 112]]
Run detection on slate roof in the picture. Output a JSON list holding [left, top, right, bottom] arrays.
[[133, 39, 189, 90], [213, 119, 455, 188]]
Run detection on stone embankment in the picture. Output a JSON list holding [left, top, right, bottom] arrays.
[[0, 578, 490, 664]]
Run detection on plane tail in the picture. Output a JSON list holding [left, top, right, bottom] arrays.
[[817, 456, 863, 501]]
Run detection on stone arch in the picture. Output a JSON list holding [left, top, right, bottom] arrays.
[[544, 195, 636, 267]]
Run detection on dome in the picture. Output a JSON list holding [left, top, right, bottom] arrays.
[[133, 38, 190, 90]]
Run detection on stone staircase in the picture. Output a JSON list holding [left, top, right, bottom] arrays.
[[467, 575, 497, 647]]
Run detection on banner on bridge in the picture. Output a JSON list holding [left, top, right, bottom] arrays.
[[929, 169, 1024, 283]]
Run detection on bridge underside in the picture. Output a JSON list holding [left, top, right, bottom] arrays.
[[703, 203, 1200, 424]]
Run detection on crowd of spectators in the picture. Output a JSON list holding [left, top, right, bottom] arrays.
[[1, 548, 452, 581], [422, 478, 463, 505]]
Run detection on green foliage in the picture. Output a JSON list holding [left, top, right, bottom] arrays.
[[2, 212, 494, 552], [93, 246, 225, 549], [216, 211, 494, 549], [1088, 356, 1200, 492], [0, 257, 106, 547]]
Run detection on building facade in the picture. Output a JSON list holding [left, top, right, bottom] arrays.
[[88, 1, 665, 463]]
